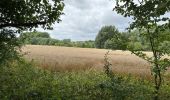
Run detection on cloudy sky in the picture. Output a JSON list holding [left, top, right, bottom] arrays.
[[38, 0, 131, 41]]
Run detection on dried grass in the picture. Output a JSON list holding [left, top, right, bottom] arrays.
[[22, 45, 153, 77]]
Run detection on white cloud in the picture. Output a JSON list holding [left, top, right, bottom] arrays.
[[38, 0, 131, 41]]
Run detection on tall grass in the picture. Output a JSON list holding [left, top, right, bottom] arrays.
[[22, 45, 152, 76]]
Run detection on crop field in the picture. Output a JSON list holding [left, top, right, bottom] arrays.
[[22, 45, 154, 77]]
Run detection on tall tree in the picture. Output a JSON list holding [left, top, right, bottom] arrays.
[[114, 0, 170, 99], [0, 0, 64, 64], [95, 25, 119, 48]]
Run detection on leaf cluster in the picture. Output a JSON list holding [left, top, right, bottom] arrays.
[[0, 0, 64, 30]]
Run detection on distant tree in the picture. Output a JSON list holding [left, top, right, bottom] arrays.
[[48, 39, 59, 45], [85, 40, 95, 48], [20, 31, 52, 45], [20, 31, 95, 48], [0, 0, 64, 64], [30, 37, 39, 45], [104, 32, 130, 50], [128, 29, 150, 51], [63, 39, 71, 43], [20, 32, 50, 41], [35, 32, 50, 38], [95, 25, 119, 48]]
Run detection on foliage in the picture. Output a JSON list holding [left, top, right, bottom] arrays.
[[104, 32, 129, 50], [0, 0, 64, 30], [22, 29, 167, 51], [0, 29, 22, 65], [95, 25, 119, 49], [0, 60, 57, 99], [103, 51, 153, 100], [2, 60, 170, 100], [114, 0, 170, 99], [20, 31, 95, 48], [95, 25, 130, 50], [95, 26, 170, 51], [127, 29, 151, 51], [0, 0, 64, 65], [72, 40, 95, 48], [21, 32, 50, 39]]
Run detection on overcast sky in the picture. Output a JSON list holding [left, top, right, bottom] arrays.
[[38, 0, 131, 41]]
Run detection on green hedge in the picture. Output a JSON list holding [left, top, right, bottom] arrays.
[[0, 60, 170, 99]]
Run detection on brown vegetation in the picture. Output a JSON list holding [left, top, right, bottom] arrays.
[[22, 45, 152, 77]]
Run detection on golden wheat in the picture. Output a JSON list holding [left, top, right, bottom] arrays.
[[21, 45, 154, 77]]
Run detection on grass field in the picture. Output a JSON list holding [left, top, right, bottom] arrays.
[[2, 45, 170, 99], [22, 45, 152, 77]]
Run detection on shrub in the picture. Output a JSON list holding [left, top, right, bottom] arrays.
[[1, 59, 170, 99]]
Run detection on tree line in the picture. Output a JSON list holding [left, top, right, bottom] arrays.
[[20, 32, 95, 48], [20, 25, 170, 51], [95, 25, 170, 51]]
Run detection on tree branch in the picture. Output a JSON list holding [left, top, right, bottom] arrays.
[[0, 21, 47, 29]]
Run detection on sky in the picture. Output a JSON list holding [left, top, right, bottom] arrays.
[[38, 0, 131, 41]]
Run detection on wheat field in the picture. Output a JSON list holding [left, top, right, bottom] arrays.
[[22, 45, 153, 77]]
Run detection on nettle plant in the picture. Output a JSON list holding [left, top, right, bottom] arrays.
[[113, 0, 170, 99]]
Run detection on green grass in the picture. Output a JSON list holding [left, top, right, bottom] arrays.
[[0, 60, 170, 100]]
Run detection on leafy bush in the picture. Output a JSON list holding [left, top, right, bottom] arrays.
[[1, 60, 170, 99], [0, 29, 22, 65], [0, 60, 56, 99]]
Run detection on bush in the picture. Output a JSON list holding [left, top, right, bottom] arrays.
[[0, 60, 56, 99], [0, 29, 22, 65], [1, 60, 170, 99]]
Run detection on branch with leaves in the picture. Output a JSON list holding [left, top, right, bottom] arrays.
[[113, 0, 170, 99]]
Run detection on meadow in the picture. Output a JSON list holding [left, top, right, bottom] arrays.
[[22, 45, 151, 76], [1, 45, 170, 99]]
